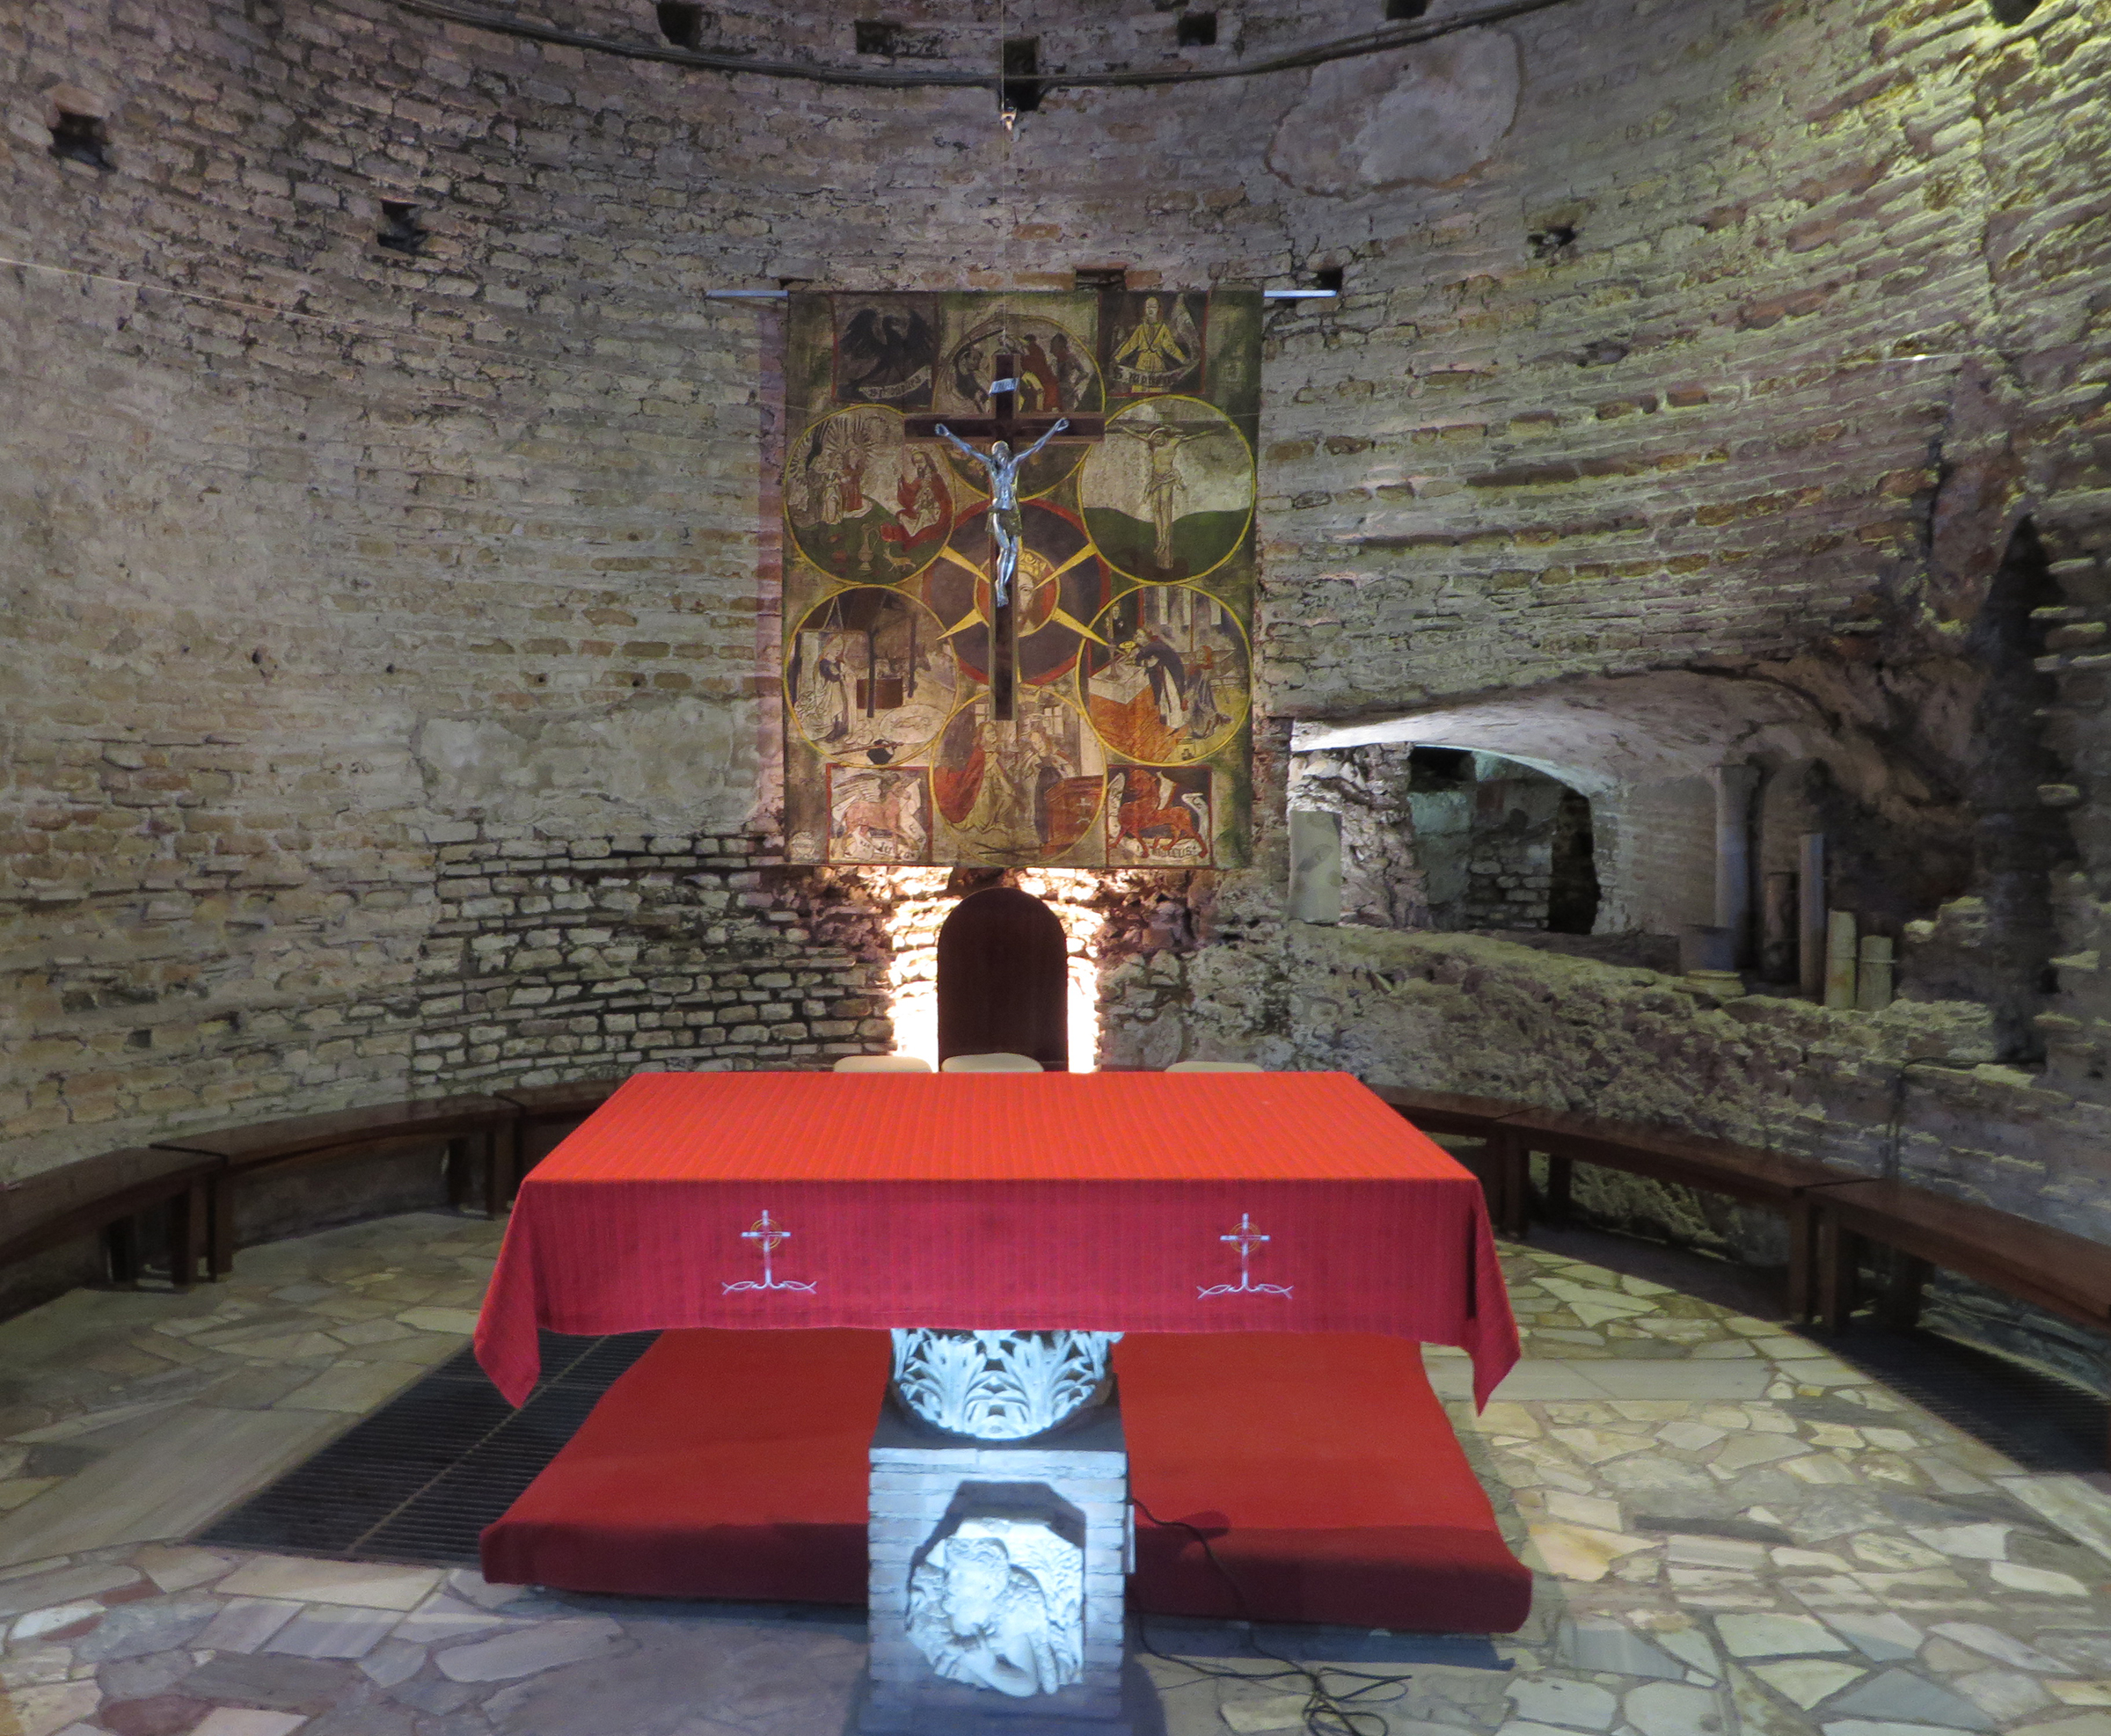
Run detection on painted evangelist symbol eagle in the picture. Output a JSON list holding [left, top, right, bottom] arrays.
[[840, 305, 937, 408]]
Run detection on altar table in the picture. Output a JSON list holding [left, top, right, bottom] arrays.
[[472, 1069, 1519, 1408]]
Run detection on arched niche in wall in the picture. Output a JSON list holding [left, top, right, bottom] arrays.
[[1290, 670, 1837, 947], [936, 887, 1070, 1071], [1289, 743, 1602, 937]]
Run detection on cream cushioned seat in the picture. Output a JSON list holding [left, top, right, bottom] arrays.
[[832, 1054, 932, 1074], [939, 1053, 1045, 1073]]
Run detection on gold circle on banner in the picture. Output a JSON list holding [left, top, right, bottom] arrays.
[[1078, 397, 1254, 587], [785, 585, 958, 767], [784, 405, 955, 585], [1077, 583, 1252, 768]]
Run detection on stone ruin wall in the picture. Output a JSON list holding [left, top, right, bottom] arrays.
[[1098, 917, 2111, 1382], [3, 0, 2108, 1317]]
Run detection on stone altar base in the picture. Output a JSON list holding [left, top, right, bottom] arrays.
[[861, 1397, 1132, 1735]]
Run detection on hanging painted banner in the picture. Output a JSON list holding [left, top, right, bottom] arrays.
[[780, 289, 1260, 868]]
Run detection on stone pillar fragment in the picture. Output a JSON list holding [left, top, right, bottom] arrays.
[[1287, 809, 1342, 925], [1798, 833, 1827, 1001], [1713, 764, 1761, 967], [1857, 934, 1894, 1011], [1761, 871, 1797, 983], [1825, 910, 1859, 1010]]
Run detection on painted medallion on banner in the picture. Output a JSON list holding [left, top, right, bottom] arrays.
[[781, 290, 1259, 868]]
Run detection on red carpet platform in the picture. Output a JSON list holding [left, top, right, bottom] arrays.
[[478, 1329, 887, 1604], [480, 1329, 1530, 1633], [1114, 1332, 1531, 1633]]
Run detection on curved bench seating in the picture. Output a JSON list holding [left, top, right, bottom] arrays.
[[492, 1078, 624, 1211], [493, 1077, 624, 1127], [11, 1075, 622, 1294], [22, 1067, 2111, 1461], [153, 1095, 519, 1279], [1362, 1086, 1533, 1229], [1, 1145, 219, 1290], [1814, 1178, 2111, 1338], [1372, 1081, 2111, 1442], [1498, 1104, 1865, 1322], [1369, 1087, 1861, 1307]]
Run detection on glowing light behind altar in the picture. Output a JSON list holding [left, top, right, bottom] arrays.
[[874, 869, 1104, 1072], [1018, 869, 1106, 1075]]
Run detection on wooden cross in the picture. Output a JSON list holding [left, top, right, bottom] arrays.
[[905, 354, 1102, 721]]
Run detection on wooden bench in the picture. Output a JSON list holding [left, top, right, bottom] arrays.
[[1497, 1106, 1868, 1320], [493, 1077, 622, 1127], [493, 1079, 624, 1207], [1812, 1178, 2111, 1341], [1370, 1085, 1865, 1320], [1, 1146, 221, 1290], [1366, 1084, 1531, 1229], [153, 1095, 517, 1277]]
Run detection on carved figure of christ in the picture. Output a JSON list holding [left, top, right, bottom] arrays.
[[905, 355, 1102, 721]]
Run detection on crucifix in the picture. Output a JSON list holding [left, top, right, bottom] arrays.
[[905, 356, 1102, 722]]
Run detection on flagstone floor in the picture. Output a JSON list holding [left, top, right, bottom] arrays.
[[3, 1209, 2111, 1735]]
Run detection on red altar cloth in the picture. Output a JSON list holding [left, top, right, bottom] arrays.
[[473, 1070, 1518, 1408]]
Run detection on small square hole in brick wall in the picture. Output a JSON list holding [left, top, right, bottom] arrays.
[[1176, 11, 1217, 46], [1001, 37, 1043, 112], [1312, 266, 1344, 293], [1385, 0, 1430, 18], [656, 2, 706, 47], [377, 200, 427, 255], [853, 18, 946, 57], [49, 110, 113, 171], [1986, 0, 2040, 18]]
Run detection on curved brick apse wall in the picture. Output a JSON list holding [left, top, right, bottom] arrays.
[[3, 0, 2107, 1248]]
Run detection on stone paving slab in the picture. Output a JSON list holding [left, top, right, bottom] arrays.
[[4, 1215, 2111, 1734]]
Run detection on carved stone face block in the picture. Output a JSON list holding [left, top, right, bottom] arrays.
[[905, 1518, 1085, 1698]]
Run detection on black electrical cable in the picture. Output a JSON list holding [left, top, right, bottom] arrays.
[[1130, 1497, 1418, 1736], [373, 0, 1579, 92]]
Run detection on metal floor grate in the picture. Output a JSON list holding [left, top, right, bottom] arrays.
[[1813, 1323, 2108, 1474], [197, 1331, 659, 1567]]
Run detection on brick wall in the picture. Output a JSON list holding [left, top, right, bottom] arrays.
[[4, 0, 2109, 1210]]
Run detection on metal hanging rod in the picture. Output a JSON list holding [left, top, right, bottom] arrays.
[[704, 289, 1339, 301]]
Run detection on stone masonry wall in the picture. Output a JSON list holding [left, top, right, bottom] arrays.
[[1591, 777, 1718, 938], [5, 0, 2109, 1248]]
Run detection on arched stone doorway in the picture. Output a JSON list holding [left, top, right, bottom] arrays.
[[936, 886, 1069, 1070]]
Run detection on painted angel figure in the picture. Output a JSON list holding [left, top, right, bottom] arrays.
[[932, 417, 1070, 608], [1112, 295, 1200, 390]]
